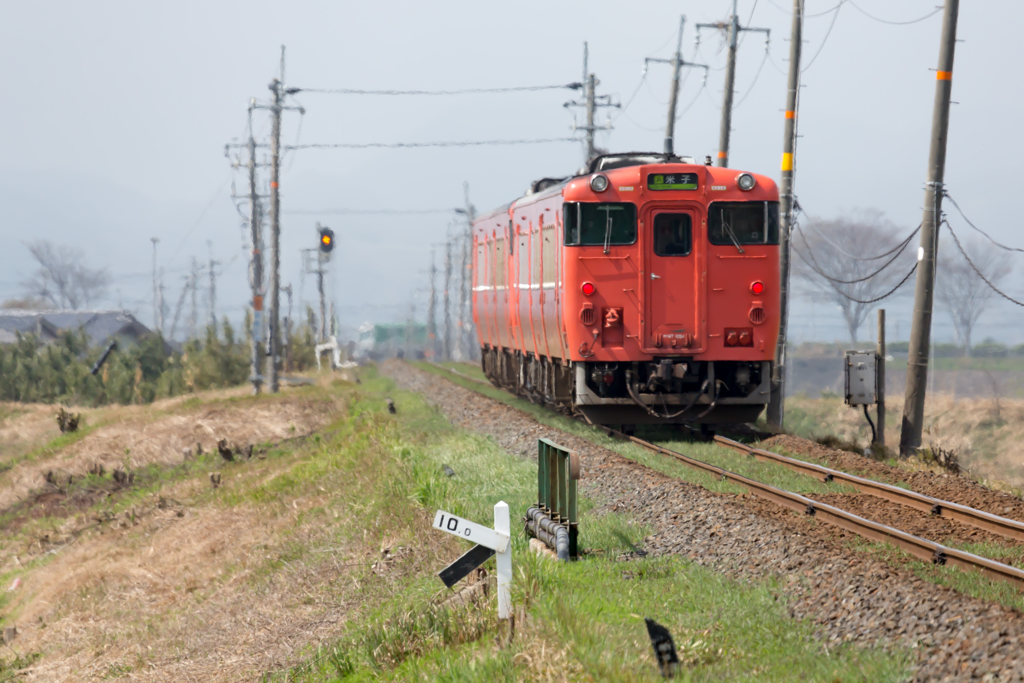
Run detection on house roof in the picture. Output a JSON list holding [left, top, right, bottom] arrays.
[[0, 309, 153, 347]]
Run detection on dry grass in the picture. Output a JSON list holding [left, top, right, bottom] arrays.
[[784, 392, 1024, 489], [0, 390, 337, 512]]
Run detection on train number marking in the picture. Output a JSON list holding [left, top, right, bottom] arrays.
[[432, 510, 509, 552]]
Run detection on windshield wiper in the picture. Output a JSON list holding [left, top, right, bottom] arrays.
[[602, 208, 613, 254], [721, 216, 745, 254]]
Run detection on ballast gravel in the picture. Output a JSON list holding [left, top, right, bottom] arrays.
[[384, 361, 1024, 682]]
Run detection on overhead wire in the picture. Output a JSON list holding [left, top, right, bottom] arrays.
[[795, 201, 921, 261], [943, 192, 1024, 254], [801, 0, 845, 72], [285, 138, 580, 150], [794, 223, 915, 284], [294, 84, 579, 96], [846, 1, 943, 25], [792, 240, 918, 304], [943, 220, 1024, 307]]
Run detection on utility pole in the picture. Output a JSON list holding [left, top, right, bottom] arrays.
[[150, 237, 160, 333], [207, 240, 220, 332], [157, 268, 165, 335], [247, 104, 265, 392], [877, 308, 886, 449], [443, 237, 453, 361], [767, 0, 803, 431], [189, 257, 200, 340], [564, 43, 619, 164], [317, 255, 327, 343], [901, 0, 960, 456], [646, 16, 709, 156], [697, 0, 770, 168], [427, 249, 438, 360], [281, 284, 293, 372], [456, 182, 477, 361]]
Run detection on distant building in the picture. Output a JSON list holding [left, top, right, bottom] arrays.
[[0, 309, 160, 350]]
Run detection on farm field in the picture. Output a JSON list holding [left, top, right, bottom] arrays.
[[0, 370, 910, 681]]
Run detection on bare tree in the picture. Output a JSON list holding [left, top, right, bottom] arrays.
[[793, 210, 915, 344], [936, 237, 1011, 357], [21, 240, 111, 310]]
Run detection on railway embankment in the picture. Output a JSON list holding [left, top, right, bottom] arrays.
[[390, 360, 1024, 681]]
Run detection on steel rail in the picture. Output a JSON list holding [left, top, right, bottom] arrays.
[[422, 362, 1024, 591], [712, 435, 1024, 543]]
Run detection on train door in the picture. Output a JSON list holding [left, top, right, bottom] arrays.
[[642, 206, 702, 352]]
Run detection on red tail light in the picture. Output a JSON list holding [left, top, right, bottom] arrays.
[[725, 331, 738, 346], [751, 281, 764, 295], [581, 282, 596, 296]]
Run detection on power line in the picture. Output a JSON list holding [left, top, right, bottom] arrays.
[[801, 0, 844, 72], [944, 221, 1024, 307], [943, 191, 1024, 253], [793, 241, 918, 304], [794, 223, 915, 284], [285, 208, 456, 216], [285, 137, 580, 150], [294, 84, 581, 96], [847, 1, 943, 25]]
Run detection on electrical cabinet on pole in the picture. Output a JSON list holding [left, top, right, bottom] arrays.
[[901, 0, 960, 456], [767, 0, 803, 431], [645, 16, 709, 156], [697, 0, 770, 168]]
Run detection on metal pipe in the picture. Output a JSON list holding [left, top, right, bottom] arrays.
[[525, 507, 570, 561]]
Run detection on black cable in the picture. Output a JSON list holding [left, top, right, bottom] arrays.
[[285, 137, 580, 150], [294, 84, 580, 96], [943, 192, 1024, 253], [862, 404, 877, 444], [795, 201, 921, 261], [795, 223, 916, 284], [944, 221, 1024, 307], [802, 1, 844, 72], [793, 243, 918, 304], [847, 1, 942, 25]]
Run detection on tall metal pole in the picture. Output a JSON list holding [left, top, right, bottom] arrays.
[[901, 0, 960, 456], [877, 308, 886, 449], [767, 0, 803, 431], [427, 249, 438, 359], [207, 241, 218, 332], [317, 256, 327, 343], [189, 257, 199, 340], [664, 17, 685, 155], [461, 182, 476, 361], [150, 237, 159, 332], [585, 72, 596, 161], [268, 70, 283, 392], [718, 0, 740, 168], [157, 269, 165, 334], [443, 238, 453, 361], [247, 105, 264, 393]]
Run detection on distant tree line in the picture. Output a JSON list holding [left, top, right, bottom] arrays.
[[0, 311, 322, 406]]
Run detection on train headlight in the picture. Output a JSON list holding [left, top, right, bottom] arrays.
[[590, 174, 609, 192], [737, 173, 756, 191]]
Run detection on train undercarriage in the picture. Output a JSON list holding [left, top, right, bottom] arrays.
[[480, 345, 770, 427]]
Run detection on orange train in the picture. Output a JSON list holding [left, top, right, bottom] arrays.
[[471, 152, 780, 427]]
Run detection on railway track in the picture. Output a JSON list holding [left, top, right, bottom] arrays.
[[426, 362, 1024, 592]]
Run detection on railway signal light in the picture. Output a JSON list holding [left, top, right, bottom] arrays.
[[318, 226, 335, 253]]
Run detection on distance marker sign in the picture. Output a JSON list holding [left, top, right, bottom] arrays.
[[432, 510, 509, 553]]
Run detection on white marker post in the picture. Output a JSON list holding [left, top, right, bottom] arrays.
[[431, 501, 512, 620]]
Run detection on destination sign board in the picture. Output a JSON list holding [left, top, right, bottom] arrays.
[[648, 173, 699, 191]]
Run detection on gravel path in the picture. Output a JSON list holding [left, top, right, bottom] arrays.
[[385, 360, 1024, 682]]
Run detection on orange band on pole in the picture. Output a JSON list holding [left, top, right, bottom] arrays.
[[253, 295, 263, 311], [717, 151, 727, 158], [936, 71, 952, 80], [270, 182, 279, 188], [784, 110, 795, 119], [781, 153, 794, 172]]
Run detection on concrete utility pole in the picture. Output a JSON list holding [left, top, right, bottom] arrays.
[[427, 249, 438, 359], [443, 237, 453, 361], [457, 182, 477, 361], [247, 105, 265, 393], [207, 241, 220, 332], [150, 237, 160, 332], [646, 16, 710, 156], [697, 0, 770, 168], [157, 269, 165, 334], [564, 43, 619, 164], [189, 257, 200, 340], [901, 0, 960, 456], [281, 283, 293, 372], [767, 0, 803, 431]]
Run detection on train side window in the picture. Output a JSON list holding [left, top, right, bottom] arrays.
[[563, 202, 637, 246], [708, 201, 780, 245], [653, 213, 692, 256]]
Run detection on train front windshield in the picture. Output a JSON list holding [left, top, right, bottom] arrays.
[[708, 202, 780, 245]]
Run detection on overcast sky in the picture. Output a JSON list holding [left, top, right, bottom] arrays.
[[1, 0, 1021, 346]]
